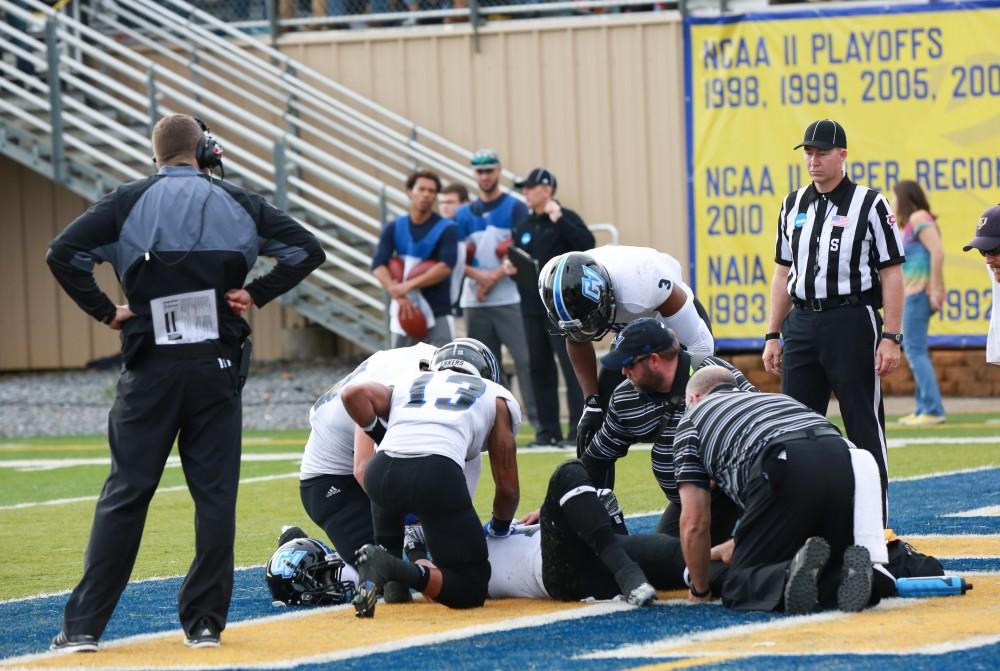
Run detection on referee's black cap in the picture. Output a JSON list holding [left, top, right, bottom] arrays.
[[794, 119, 847, 150], [600, 318, 678, 369], [963, 204, 1000, 252]]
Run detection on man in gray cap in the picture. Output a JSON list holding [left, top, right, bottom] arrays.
[[963, 204, 1000, 365]]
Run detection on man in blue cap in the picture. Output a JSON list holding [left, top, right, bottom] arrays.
[[584, 318, 752, 548]]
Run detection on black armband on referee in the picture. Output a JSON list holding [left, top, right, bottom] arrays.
[[362, 416, 388, 444]]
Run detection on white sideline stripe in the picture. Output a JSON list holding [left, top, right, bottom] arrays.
[[890, 464, 999, 482], [944, 505, 1000, 518], [887, 436, 1000, 449], [1, 599, 630, 669], [0, 472, 300, 512], [0, 453, 302, 472]]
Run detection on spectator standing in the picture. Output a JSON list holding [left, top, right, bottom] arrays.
[[962, 204, 1000, 366], [762, 119, 904, 518], [512, 168, 594, 446], [440, 183, 471, 313], [46, 114, 323, 651], [455, 149, 539, 436], [371, 170, 458, 347], [892, 180, 946, 425]]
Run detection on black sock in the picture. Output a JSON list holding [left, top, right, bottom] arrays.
[[561, 492, 637, 578]]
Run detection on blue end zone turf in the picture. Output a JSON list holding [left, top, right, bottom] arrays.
[[2, 468, 998, 665]]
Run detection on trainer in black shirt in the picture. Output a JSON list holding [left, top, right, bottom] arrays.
[[585, 318, 749, 543], [763, 119, 904, 520]]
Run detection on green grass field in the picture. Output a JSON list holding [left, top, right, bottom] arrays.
[[1, 415, 998, 602]]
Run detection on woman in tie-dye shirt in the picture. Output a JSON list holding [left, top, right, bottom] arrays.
[[892, 180, 946, 425]]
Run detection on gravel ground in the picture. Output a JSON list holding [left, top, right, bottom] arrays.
[[0, 359, 357, 438]]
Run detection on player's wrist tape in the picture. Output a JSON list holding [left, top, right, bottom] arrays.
[[689, 584, 711, 598], [362, 416, 388, 444], [488, 517, 512, 535]]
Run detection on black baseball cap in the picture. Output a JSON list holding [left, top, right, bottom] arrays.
[[794, 119, 847, 150], [600, 318, 678, 369], [514, 167, 557, 191], [963, 204, 1000, 252]]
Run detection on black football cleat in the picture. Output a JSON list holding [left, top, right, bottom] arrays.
[[784, 537, 831, 614], [837, 545, 873, 612], [50, 631, 98, 653], [353, 580, 379, 618]]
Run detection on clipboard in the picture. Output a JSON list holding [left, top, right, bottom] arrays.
[[507, 245, 540, 295]]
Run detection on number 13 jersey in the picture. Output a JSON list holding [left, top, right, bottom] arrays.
[[379, 370, 523, 467]]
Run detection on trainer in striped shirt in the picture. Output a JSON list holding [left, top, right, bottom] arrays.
[[585, 352, 755, 504], [775, 177, 903, 302], [673, 387, 838, 508]]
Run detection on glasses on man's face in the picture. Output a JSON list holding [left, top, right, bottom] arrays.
[[623, 352, 655, 369], [979, 246, 1000, 257]]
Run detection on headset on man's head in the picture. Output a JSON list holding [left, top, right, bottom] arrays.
[[194, 118, 224, 171]]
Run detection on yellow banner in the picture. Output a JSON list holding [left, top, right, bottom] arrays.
[[686, 2, 1000, 347]]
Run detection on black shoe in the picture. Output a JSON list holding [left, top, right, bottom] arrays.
[[277, 525, 308, 547], [184, 617, 220, 648], [526, 435, 559, 448], [837, 545, 873, 612], [784, 537, 830, 614], [353, 544, 400, 618], [403, 524, 428, 562], [50, 631, 98, 653]]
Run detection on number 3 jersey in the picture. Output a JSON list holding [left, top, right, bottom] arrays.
[[588, 245, 714, 363], [379, 370, 522, 468]]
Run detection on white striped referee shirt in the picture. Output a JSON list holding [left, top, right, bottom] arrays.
[[673, 387, 837, 509], [775, 177, 904, 301]]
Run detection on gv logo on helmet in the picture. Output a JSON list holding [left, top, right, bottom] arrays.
[[581, 265, 605, 303], [272, 548, 307, 579]]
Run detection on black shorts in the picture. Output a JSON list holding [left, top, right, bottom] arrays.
[[300, 473, 373, 564]]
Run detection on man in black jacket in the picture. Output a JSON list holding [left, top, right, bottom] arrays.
[[46, 114, 324, 651], [511, 168, 595, 446]]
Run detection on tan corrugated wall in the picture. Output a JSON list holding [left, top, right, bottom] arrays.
[[1, 13, 688, 370], [279, 13, 688, 253], [0, 157, 306, 370]]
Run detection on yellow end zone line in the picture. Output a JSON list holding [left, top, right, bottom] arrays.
[[3, 597, 631, 670], [587, 575, 1000, 667]]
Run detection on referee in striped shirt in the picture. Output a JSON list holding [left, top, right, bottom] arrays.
[[763, 119, 904, 518], [674, 367, 880, 614], [583, 318, 751, 543]]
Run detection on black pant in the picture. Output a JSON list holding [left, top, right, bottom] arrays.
[[656, 488, 741, 546], [524, 315, 584, 442], [63, 354, 242, 638], [300, 474, 373, 565], [721, 437, 855, 612], [540, 461, 688, 600], [781, 305, 888, 520], [365, 452, 490, 609]]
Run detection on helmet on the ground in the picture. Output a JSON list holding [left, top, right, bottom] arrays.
[[430, 337, 501, 383], [265, 538, 356, 606], [538, 252, 616, 342]]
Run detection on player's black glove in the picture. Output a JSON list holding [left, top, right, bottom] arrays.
[[576, 395, 604, 458]]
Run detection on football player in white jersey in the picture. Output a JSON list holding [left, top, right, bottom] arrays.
[[539, 246, 715, 456], [299, 343, 436, 567], [342, 338, 521, 617]]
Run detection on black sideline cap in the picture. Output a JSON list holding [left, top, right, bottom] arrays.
[[794, 119, 848, 150], [600, 318, 678, 369]]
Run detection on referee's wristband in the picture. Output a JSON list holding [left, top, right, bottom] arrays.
[[689, 584, 711, 598], [764, 332, 781, 341]]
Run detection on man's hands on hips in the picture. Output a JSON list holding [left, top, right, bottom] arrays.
[[109, 305, 135, 330], [576, 395, 604, 458], [875, 339, 901, 377], [225, 289, 252, 316], [762, 339, 782, 375]]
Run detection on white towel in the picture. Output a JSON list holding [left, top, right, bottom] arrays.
[[849, 448, 889, 564]]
